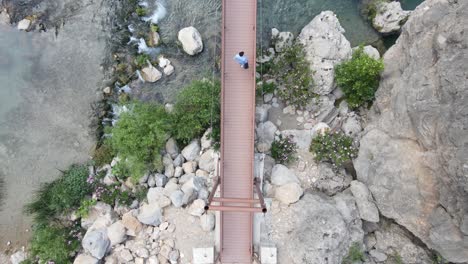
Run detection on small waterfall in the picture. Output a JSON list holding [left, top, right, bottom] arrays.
[[142, 0, 167, 24]]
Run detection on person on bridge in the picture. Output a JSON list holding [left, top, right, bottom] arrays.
[[234, 51, 249, 69]]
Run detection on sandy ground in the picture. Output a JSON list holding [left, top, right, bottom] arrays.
[[0, 0, 111, 252]]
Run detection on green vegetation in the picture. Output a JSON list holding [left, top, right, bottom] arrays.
[[76, 198, 97, 218], [432, 252, 448, 264], [93, 143, 114, 167], [342, 243, 364, 264], [390, 252, 403, 264], [28, 224, 81, 264], [150, 24, 159, 33], [25, 165, 92, 224], [97, 184, 133, 206], [109, 101, 170, 180], [135, 6, 147, 16], [310, 131, 358, 168], [256, 81, 277, 97], [363, 0, 387, 21], [271, 135, 298, 165], [171, 80, 221, 145], [272, 44, 315, 108], [134, 54, 151, 68], [335, 46, 384, 108]]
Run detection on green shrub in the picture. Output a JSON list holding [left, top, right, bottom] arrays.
[[256, 81, 276, 97], [109, 102, 170, 180], [76, 198, 97, 218], [272, 44, 315, 108], [335, 46, 384, 108], [25, 165, 92, 224], [271, 135, 298, 164], [93, 143, 114, 167], [29, 224, 81, 264], [310, 131, 358, 168], [134, 54, 151, 68], [97, 184, 133, 206], [171, 80, 221, 145], [135, 7, 147, 16], [342, 242, 364, 264]]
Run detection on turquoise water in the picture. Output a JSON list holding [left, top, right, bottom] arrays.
[[401, 0, 425, 10]]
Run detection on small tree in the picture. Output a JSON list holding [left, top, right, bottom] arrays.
[[171, 80, 221, 145], [273, 44, 315, 109], [335, 47, 384, 108]]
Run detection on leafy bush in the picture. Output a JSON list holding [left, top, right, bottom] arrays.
[[271, 135, 297, 164], [96, 184, 133, 206], [171, 80, 221, 145], [342, 243, 364, 264], [93, 143, 114, 167], [310, 131, 358, 168], [134, 54, 150, 68], [76, 198, 97, 218], [335, 46, 384, 108], [256, 81, 276, 97], [272, 44, 315, 108], [109, 102, 170, 180], [135, 6, 147, 16], [25, 165, 92, 224], [29, 224, 81, 264]]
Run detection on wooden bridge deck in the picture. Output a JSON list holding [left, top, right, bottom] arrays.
[[219, 0, 257, 263]]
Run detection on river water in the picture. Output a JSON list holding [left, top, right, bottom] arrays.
[[0, 0, 424, 252]]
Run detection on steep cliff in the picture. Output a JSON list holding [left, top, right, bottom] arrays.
[[355, 0, 468, 262]]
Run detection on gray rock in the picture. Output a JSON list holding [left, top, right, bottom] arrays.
[[174, 166, 183, 177], [372, 1, 411, 34], [189, 199, 206, 216], [256, 105, 271, 123], [182, 188, 198, 205], [305, 163, 352, 196], [298, 11, 352, 95], [137, 203, 163, 226], [10, 251, 26, 264], [270, 164, 299, 186], [350, 181, 379, 223], [197, 187, 209, 200], [147, 174, 156, 187], [74, 254, 99, 264], [256, 121, 278, 152], [164, 164, 175, 178], [0, 10, 10, 25], [17, 19, 31, 31], [275, 182, 303, 205], [274, 31, 294, 52], [201, 128, 213, 150], [170, 190, 184, 208], [281, 129, 313, 150], [198, 149, 215, 172], [173, 154, 185, 167], [178, 173, 195, 185], [107, 221, 127, 246], [119, 249, 134, 262], [285, 193, 363, 263], [165, 138, 179, 158], [178, 26, 203, 55], [136, 248, 149, 258], [342, 114, 362, 137], [200, 213, 215, 231], [163, 181, 179, 197], [355, 1, 468, 262], [155, 173, 168, 187], [121, 211, 143, 236], [370, 250, 387, 262], [181, 176, 205, 193], [169, 249, 180, 263], [141, 64, 162, 83], [81, 202, 115, 230], [82, 228, 110, 259], [182, 161, 197, 174], [182, 140, 201, 161]]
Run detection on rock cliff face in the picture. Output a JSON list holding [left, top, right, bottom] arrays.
[[355, 0, 468, 262]]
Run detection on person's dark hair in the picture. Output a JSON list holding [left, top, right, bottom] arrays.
[[239, 51, 244, 56]]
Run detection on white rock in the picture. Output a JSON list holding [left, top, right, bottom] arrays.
[[178, 26, 204, 55], [163, 64, 174, 76], [10, 251, 26, 264], [274, 31, 294, 52], [182, 161, 197, 174], [352, 45, 381, 60], [17, 19, 31, 31], [107, 221, 127, 246], [122, 211, 143, 236], [74, 254, 99, 264], [373, 1, 411, 34], [182, 140, 201, 161], [137, 203, 163, 226], [256, 105, 271, 123], [119, 249, 134, 262], [370, 249, 388, 262], [170, 190, 184, 208], [82, 228, 110, 259], [174, 166, 183, 177], [271, 28, 280, 38], [201, 128, 213, 150], [200, 213, 215, 232], [136, 248, 150, 258], [141, 64, 162, 82], [148, 256, 159, 264], [275, 182, 303, 205], [158, 56, 170, 68], [81, 202, 115, 230], [198, 149, 215, 172], [271, 164, 300, 186], [311, 122, 330, 138], [189, 199, 206, 216], [298, 11, 352, 95], [0, 10, 10, 25], [342, 115, 362, 137], [165, 138, 179, 158]]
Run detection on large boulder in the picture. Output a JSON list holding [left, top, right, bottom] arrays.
[[256, 121, 278, 152], [74, 254, 99, 264], [284, 193, 363, 263], [106, 221, 127, 246], [295, 162, 352, 196], [181, 140, 201, 161], [297, 11, 352, 95], [140, 63, 162, 82], [270, 164, 299, 186], [372, 1, 411, 34], [178, 26, 203, 55], [198, 149, 216, 172], [275, 182, 303, 205], [355, 1, 468, 262], [82, 228, 110, 259], [137, 203, 163, 226], [81, 202, 115, 230]]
